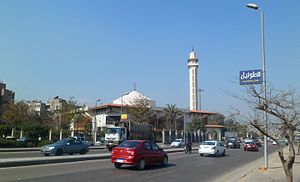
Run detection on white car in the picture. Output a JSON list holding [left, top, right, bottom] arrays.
[[198, 140, 226, 157], [171, 139, 185, 147]]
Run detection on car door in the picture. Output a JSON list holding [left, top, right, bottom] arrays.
[[143, 142, 154, 164], [150, 142, 164, 163], [65, 139, 75, 153], [218, 142, 225, 152], [72, 140, 83, 153]]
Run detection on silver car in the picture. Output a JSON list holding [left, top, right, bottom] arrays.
[[41, 138, 89, 156]]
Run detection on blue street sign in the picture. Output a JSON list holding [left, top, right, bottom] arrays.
[[240, 69, 263, 85]]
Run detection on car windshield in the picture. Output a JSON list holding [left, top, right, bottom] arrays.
[[107, 128, 121, 134], [175, 139, 182, 142], [202, 141, 215, 145], [118, 141, 141, 149], [245, 142, 255, 144]]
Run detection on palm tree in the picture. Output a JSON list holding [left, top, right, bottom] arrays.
[[163, 104, 179, 131]]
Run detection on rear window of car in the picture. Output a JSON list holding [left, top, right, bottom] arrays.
[[202, 141, 215, 145], [118, 141, 141, 149]]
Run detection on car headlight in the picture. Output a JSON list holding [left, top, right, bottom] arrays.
[[48, 146, 55, 150]]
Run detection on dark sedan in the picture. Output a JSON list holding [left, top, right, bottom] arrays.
[[41, 138, 89, 156], [226, 140, 240, 149]]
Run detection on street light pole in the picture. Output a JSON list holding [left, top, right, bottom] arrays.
[[120, 92, 129, 115], [93, 99, 101, 144], [198, 88, 204, 110], [120, 92, 129, 127], [247, 3, 268, 169]]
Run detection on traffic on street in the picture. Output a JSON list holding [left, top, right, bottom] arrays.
[[0, 144, 277, 182]]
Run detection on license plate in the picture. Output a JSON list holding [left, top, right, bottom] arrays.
[[116, 159, 124, 163]]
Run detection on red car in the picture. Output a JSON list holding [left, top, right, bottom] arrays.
[[243, 141, 259, 151], [111, 140, 168, 170]]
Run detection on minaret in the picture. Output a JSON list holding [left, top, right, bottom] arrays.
[[188, 48, 199, 111]]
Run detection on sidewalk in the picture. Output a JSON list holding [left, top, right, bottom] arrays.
[[239, 147, 300, 182]]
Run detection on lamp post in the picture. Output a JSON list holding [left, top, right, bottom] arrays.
[[93, 99, 101, 144], [183, 107, 189, 141], [198, 88, 204, 110], [247, 3, 268, 169], [120, 92, 129, 114], [120, 92, 129, 127]]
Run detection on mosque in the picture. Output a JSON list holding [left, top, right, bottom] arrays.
[[91, 49, 224, 141]]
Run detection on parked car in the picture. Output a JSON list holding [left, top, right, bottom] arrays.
[[226, 139, 240, 149], [198, 140, 226, 157], [41, 138, 89, 156], [243, 141, 258, 151], [111, 140, 168, 170], [171, 138, 185, 147], [17, 137, 34, 144]]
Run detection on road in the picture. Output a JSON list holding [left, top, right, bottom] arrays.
[[0, 145, 277, 182]]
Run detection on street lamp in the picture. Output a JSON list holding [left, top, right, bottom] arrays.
[[198, 88, 204, 110], [247, 3, 268, 169], [120, 92, 129, 114], [93, 99, 101, 144], [183, 107, 189, 142]]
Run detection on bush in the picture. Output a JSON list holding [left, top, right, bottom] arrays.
[[0, 125, 12, 138], [0, 138, 18, 147], [37, 140, 53, 147]]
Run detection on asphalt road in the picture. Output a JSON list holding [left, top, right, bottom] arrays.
[[0, 145, 277, 182]]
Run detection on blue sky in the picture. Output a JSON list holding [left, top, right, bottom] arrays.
[[0, 1, 299, 116]]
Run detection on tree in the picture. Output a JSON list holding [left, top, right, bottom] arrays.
[[163, 104, 179, 130], [207, 114, 225, 125], [21, 121, 49, 146], [187, 116, 206, 132], [224, 117, 249, 138], [0, 101, 30, 128], [125, 97, 153, 124], [230, 86, 300, 182], [56, 97, 88, 132]]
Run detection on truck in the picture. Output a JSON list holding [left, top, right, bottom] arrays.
[[104, 121, 153, 151]]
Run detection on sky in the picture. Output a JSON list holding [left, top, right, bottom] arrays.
[[0, 0, 299, 117]]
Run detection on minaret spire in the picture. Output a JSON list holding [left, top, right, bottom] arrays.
[[188, 48, 199, 110]]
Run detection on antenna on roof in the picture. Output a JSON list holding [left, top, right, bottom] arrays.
[[134, 83, 136, 91]]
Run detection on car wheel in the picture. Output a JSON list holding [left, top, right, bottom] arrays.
[[55, 149, 63, 156], [161, 156, 168, 167], [114, 163, 122, 169], [80, 149, 87, 154], [200, 154, 204, 156], [222, 150, 226, 156], [137, 159, 146, 170], [44, 154, 50, 156]]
